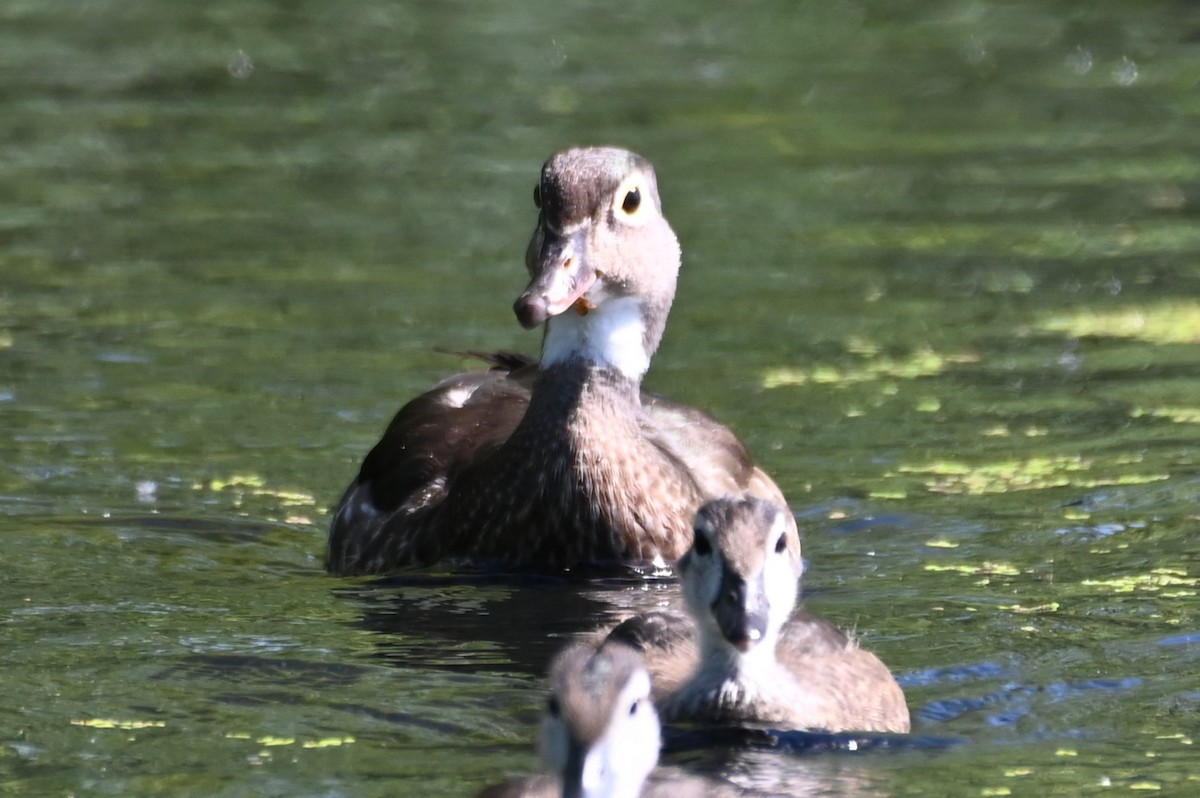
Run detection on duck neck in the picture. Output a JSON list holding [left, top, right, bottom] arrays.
[[700, 626, 784, 686], [539, 296, 658, 382], [524, 360, 643, 435]]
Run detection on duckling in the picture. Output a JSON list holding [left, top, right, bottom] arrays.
[[328, 147, 794, 574], [475, 641, 719, 798], [606, 496, 910, 733]]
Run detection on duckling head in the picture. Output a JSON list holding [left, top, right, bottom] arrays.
[[538, 641, 661, 798], [515, 147, 681, 382], [678, 496, 803, 658]]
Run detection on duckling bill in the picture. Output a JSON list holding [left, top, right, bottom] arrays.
[[327, 148, 794, 574]]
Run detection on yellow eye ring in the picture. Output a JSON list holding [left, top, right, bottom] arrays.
[[611, 172, 651, 224]]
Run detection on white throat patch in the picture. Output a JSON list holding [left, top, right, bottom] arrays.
[[540, 295, 650, 380]]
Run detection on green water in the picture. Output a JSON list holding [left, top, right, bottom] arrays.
[[3, 1, 1199, 795]]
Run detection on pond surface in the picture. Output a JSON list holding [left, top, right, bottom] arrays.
[[3, 1, 1200, 795]]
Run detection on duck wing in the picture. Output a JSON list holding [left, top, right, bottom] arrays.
[[327, 357, 536, 574], [639, 391, 794, 521], [358, 358, 536, 511], [638, 392, 753, 495]]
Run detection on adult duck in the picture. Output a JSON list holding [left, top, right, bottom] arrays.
[[605, 496, 911, 733], [327, 147, 792, 575]]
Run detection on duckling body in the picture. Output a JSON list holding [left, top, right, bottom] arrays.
[[606, 497, 910, 734], [475, 641, 723, 798], [327, 148, 792, 575]]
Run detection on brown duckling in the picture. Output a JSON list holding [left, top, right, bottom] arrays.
[[475, 641, 722, 798], [327, 147, 793, 574], [606, 496, 910, 733]]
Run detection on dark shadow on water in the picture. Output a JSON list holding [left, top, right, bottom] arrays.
[[156, 653, 469, 736], [664, 725, 961, 757], [161, 653, 371, 688], [330, 565, 680, 677]]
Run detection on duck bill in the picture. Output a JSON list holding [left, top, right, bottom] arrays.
[[560, 740, 587, 798], [713, 568, 770, 653], [514, 228, 597, 329]]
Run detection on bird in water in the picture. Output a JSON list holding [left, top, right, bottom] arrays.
[[474, 641, 725, 798], [327, 147, 793, 575], [604, 496, 910, 733]]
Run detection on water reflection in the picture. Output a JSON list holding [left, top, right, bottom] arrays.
[[334, 571, 681, 674]]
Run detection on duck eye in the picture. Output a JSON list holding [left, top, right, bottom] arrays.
[[621, 188, 641, 214], [533, 185, 542, 209], [692, 531, 712, 557], [774, 534, 787, 554], [547, 695, 560, 717], [629, 699, 640, 716]]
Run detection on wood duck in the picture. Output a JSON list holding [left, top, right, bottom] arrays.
[[474, 641, 721, 798], [605, 496, 911, 733], [327, 147, 794, 574]]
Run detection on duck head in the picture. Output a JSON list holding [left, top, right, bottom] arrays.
[[538, 642, 661, 798], [515, 147, 682, 382], [678, 496, 803, 657]]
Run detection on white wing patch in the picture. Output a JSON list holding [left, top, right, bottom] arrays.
[[440, 383, 481, 409]]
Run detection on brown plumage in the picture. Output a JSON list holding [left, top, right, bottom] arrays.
[[605, 496, 911, 734], [327, 147, 793, 574]]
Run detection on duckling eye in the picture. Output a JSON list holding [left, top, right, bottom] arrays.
[[621, 188, 641, 214], [629, 699, 640, 717], [692, 531, 712, 557], [547, 695, 560, 717], [533, 185, 542, 209], [774, 534, 787, 554]]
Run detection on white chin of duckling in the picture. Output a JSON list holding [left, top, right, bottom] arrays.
[[721, 626, 783, 682], [540, 292, 650, 381], [688, 637, 785, 718]]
